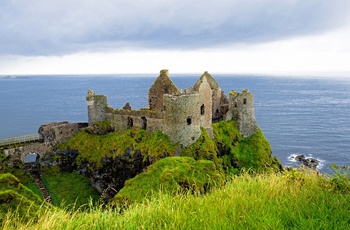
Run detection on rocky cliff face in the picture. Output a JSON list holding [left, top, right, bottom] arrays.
[[39, 147, 151, 201]]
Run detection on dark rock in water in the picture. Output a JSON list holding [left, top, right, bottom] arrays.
[[292, 154, 319, 169], [294, 155, 305, 161], [302, 158, 319, 169]]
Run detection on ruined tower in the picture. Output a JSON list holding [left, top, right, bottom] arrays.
[[228, 89, 258, 137], [86, 89, 107, 125]]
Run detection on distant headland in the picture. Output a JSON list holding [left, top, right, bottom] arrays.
[[0, 76, 29, 79]]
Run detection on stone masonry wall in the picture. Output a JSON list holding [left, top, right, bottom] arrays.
[[107, 109, 164, 133], [163, 94, 201, 147]]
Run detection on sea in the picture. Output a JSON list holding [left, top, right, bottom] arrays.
[[1, 74, 350, 174]]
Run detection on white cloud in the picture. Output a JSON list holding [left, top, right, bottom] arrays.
[[1, 1, 350, 75], [1, 27, 349, 76], [1, 0, 350, 55]]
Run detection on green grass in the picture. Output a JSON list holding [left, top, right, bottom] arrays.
[[213, 120, 282, 174], [113, 157, 224, 205], [41, 171, 100, 210], [182, 127, 219, 163], [60, 127, 178, 169], [24, 182, 43, 201], [2, 170, 350, 229], [0, 173, 44, 225]]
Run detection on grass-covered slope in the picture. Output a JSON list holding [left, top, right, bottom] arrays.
[[213, 120, 281, 174], [2, 170, 350, 230], [41, 171, 100, 210], [0, 173, 43, 221], [60, 128, 177, 169], [113, 157, 224, 205]]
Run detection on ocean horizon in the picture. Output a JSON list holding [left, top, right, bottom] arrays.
[[1, 74, 349, 174]]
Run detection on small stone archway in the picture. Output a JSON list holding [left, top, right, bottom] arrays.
[[23, 152, 39, 163]]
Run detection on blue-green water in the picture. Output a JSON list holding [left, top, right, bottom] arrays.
[[1, 74, 350, 173]]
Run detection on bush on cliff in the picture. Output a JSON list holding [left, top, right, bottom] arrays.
[[113, 156, 224, 206]]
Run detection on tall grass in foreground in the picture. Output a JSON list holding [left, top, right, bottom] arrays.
[[2, 171, 349, 230]]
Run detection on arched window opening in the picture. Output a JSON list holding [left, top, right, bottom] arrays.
[[200, 104, 205, 115], [127, 117, 133, 129], [243, 98, 247, 105], [141, 117, 147, 130], [187, 116, 192, 125]]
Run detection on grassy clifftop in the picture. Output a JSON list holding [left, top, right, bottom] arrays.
[[60, 127, 177, 169], [2, 169, 350, 229], [113, 157, 224, 205], [60, 120, 281, 174]]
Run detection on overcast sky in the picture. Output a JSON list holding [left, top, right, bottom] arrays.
[[1, 0, 350, 75]]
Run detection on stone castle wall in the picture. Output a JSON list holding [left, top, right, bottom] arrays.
[[163, 94, 201, 147], [106, 109, 164, 133]]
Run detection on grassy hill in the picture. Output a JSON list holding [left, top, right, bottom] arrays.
[[1, 168, 349, 229]]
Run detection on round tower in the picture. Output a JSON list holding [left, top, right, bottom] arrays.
[[163, 93, 201, 147]]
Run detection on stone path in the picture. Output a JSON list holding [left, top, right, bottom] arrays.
[[31, 172, 53, 204]]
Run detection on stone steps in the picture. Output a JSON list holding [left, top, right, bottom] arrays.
[[31, 172, 53, 204]]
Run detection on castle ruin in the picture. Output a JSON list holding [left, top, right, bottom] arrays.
[[86, 70, 258, 147]]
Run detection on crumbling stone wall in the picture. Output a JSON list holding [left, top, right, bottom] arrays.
[[39, 122, 86, 146], [107, 109, 164, 133], [2, 122, 86, 167]]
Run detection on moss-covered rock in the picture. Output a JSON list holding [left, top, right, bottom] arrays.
[[58, 127, 178, 201], [59, 127, 178, 169], [56, 120, 281, 203], [113, 157, 224, 206]]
